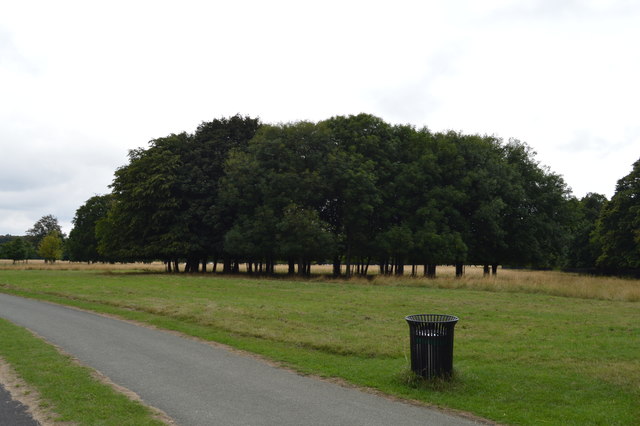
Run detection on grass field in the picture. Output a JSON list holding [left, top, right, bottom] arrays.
[[0, 264, 638, 425]]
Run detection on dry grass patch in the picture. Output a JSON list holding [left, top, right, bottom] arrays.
[[0, 259, 166, 272], [2, 260, 638, 302]]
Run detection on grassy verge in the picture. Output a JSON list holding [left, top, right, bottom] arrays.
[[0, 268, 639, 425], [0, 317, 166, 425]]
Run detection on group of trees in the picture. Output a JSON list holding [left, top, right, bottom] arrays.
[[0, 215, 65, 263], [66, 114, 584, 277], [5, 114, 636, 277], [562, 159, 640, 275], [592, 159, 640, 272]]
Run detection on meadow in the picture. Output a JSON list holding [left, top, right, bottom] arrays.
[[0, 262, 638, 425]]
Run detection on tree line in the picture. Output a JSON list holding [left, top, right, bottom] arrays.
[[0, 214, 64, 263], [3, 114, 638, 276]]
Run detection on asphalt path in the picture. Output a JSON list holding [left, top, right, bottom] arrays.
[[0, 383, 39, 426], [0, 293, 482, 426]]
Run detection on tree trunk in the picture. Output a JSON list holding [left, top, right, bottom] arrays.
[[345, 243, 352, 278], [492, 263, 499, 276], [185, 258, 199, 273], [223, 257, 231, 274], [483, 264, 490, 277], [173, 260, 180, 273], [428, 264, 437, 278], [201, 258, 207, 273], [455, 263, 464, 278], [333, 255, 341, 277], [288, 258, 295, 275]]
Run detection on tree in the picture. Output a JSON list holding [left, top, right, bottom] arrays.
[[319, 115, 387, 276], [97, 115, 261, 272], [27, 215, 63, 248], [38, 231, 63, 263], [219, 121, 333, 274], [181, 114, 261, 272], [2, 237, 30, 263], [67, 194, 114, 262], [593, 159, 640, 272], [499, 140, 574, 269], [0, 235, 15, 245], [565, 193, 607, 269], [97, 133, 191, 265], [277, 204, 335, 276], [92, 112, 581, 276]]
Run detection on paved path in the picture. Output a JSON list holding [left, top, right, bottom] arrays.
[[0, 384, 39, 426], [0, 293, 481, 426]]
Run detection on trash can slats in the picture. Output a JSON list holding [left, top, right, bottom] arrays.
[[405, 314, 458, 379]]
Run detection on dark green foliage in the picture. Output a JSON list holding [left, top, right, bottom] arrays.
[[1, 237, 30, 263], [565, 193, 608, 269], [0, 234, 15, 245], [96, 115, 260, 271], [88, 113, 581, 275], [498, 141, 576, 269], [593, 159, 640, 272], [67, 194, 114, 262], [26, 214, 63, 248]]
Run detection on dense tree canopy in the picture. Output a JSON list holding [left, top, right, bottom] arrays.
[[1, 237, 30, 263], [66, 194, 114, 262], [83, 113, 585, 276], [96, 115, 260, 272], [593, 159, 640, 272], [565, 193, 608, 269]]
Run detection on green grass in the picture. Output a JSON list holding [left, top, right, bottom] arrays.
[[0, 269, 639, 425], [0, 316, 165, 425]]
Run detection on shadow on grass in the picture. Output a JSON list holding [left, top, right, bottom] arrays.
[[396, 367, 466, 393]]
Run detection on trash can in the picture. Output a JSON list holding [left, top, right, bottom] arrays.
[[405, 314, 459, 379]]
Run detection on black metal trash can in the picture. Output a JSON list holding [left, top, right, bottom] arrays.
[[405, 314, 459, 379]]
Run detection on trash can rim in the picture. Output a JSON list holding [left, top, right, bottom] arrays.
[[405, 314, 459, 323]]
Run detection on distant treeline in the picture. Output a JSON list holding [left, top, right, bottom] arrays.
[[5, 114, 638, 277], [0, 215, 65, 263]]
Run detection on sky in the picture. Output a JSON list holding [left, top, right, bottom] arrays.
[[1, 0, 639, 235]]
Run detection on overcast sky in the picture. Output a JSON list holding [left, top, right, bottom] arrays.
[[1, 0, 639, 235]]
